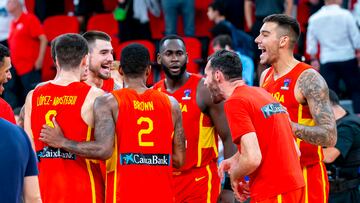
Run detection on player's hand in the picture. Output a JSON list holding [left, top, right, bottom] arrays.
[[218, 189, 235, 203], [218, 158, 232, 179], [233, 180, 250, 202], [39, 117, 65, 148]]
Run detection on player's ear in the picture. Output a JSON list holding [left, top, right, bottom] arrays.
[[55, 56, 60, 68], [279, 36, 289, 48], [145, 65, 151, 77], [119, 66, 124, 76], [79, 54, 88, 68], [214, 70, 223, 82], [157, 53, 161, 65]]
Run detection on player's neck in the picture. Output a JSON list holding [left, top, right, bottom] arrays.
[[86, 72, 103, 89], [224, 79, 245, 99], [52, 69, 81, 85], [123, 77, 148, 94], [164, 72, 190, 92], [271, 54, 299, 80]]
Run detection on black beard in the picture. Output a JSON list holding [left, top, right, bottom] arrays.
[[161, 64, 187, 81]]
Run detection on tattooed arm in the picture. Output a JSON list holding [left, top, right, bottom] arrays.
[[293, 69, 337, 147], [169, 96, 186, 169], [40, 94, 117, 159]]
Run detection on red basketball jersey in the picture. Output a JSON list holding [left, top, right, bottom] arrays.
[[153, 74, 218, 171], [262, 62, 324, 166], [31, 82, 104, 203], [102, 78, 115, 93], [106, 88, 175, 203]]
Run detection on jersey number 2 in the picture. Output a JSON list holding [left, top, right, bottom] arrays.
[[137, 117, 154, 147]]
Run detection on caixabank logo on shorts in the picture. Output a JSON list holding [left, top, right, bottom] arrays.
[[36, 146, 76, 161], [120, 153, 170, 166]]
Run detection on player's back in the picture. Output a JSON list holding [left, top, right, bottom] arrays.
[[109, 88, 175, 203], [226, 85, 305, 201], [31, 82, 104, 203]]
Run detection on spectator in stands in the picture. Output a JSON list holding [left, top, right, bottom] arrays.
[[245, 0, 294, 36], [208, 1, 254, 59], [5, 0, 47, 109], [324, 89, 360, 203], [212, 35, 254, 86], [308, 0, 325, 15], [161, 0, 195, 36], [221, 0, 245, 30], [353, 0, 360, 27], [207, 1, 231, 38], [116, 0, 160, 42], [0, 0, 12, 47], [34, 0, 66, 22], [75, 0, 104, 32], [306, 0, 360, 114]]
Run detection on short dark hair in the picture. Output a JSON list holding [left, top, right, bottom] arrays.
[[328, 89, 340, 105], [212, 35, 233, 49], [0, 44, 10, 68], [263, 14, 300, 48], [54, 34, 89, 70], [159, 35, 186, 53], [208, 49, 242, 80], [208, 1, 226, 16], [50, 38, 57, 63], [120, 43, 150, 78], [82, 31, 111, 51]]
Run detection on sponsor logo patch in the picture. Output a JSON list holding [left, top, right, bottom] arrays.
[[280, 78, 291, 90], [261, 103, 287, 118], [120, 153, 170, 166], [182, 89, 191, 100], [37, 146, 76, 160]]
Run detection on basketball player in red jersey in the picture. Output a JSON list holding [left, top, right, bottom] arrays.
[[82, 31, 122, 92], [153, 35, 236, 203], [205, 49, 305, 203], [23, 34, 105, 203], [40, 43, 186, 202], [257, 14, 337, 203]]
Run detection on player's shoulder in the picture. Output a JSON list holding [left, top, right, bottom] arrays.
[[153, 79, 165, 89], [89, 86, 106, 97], [259, 67, 272, 86], [298, 67, 323, 82]]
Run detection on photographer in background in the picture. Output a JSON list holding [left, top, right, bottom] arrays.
[[324, 89, 360, 203]]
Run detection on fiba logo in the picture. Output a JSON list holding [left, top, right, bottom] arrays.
[[182, 89, 191, 100]]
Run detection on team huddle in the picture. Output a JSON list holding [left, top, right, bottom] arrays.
[[14, 14, 337, 203]]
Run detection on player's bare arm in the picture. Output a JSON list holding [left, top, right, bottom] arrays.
[[169, 95, 186, 169], [294, 69, 337, 146], [198, 80, 236, 201], [229, 133, 262, 180], [219, 132, 261, 201], [198, 80, 236, 159], [23, 90, 36, 150], [40, 93, 116, 159]]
